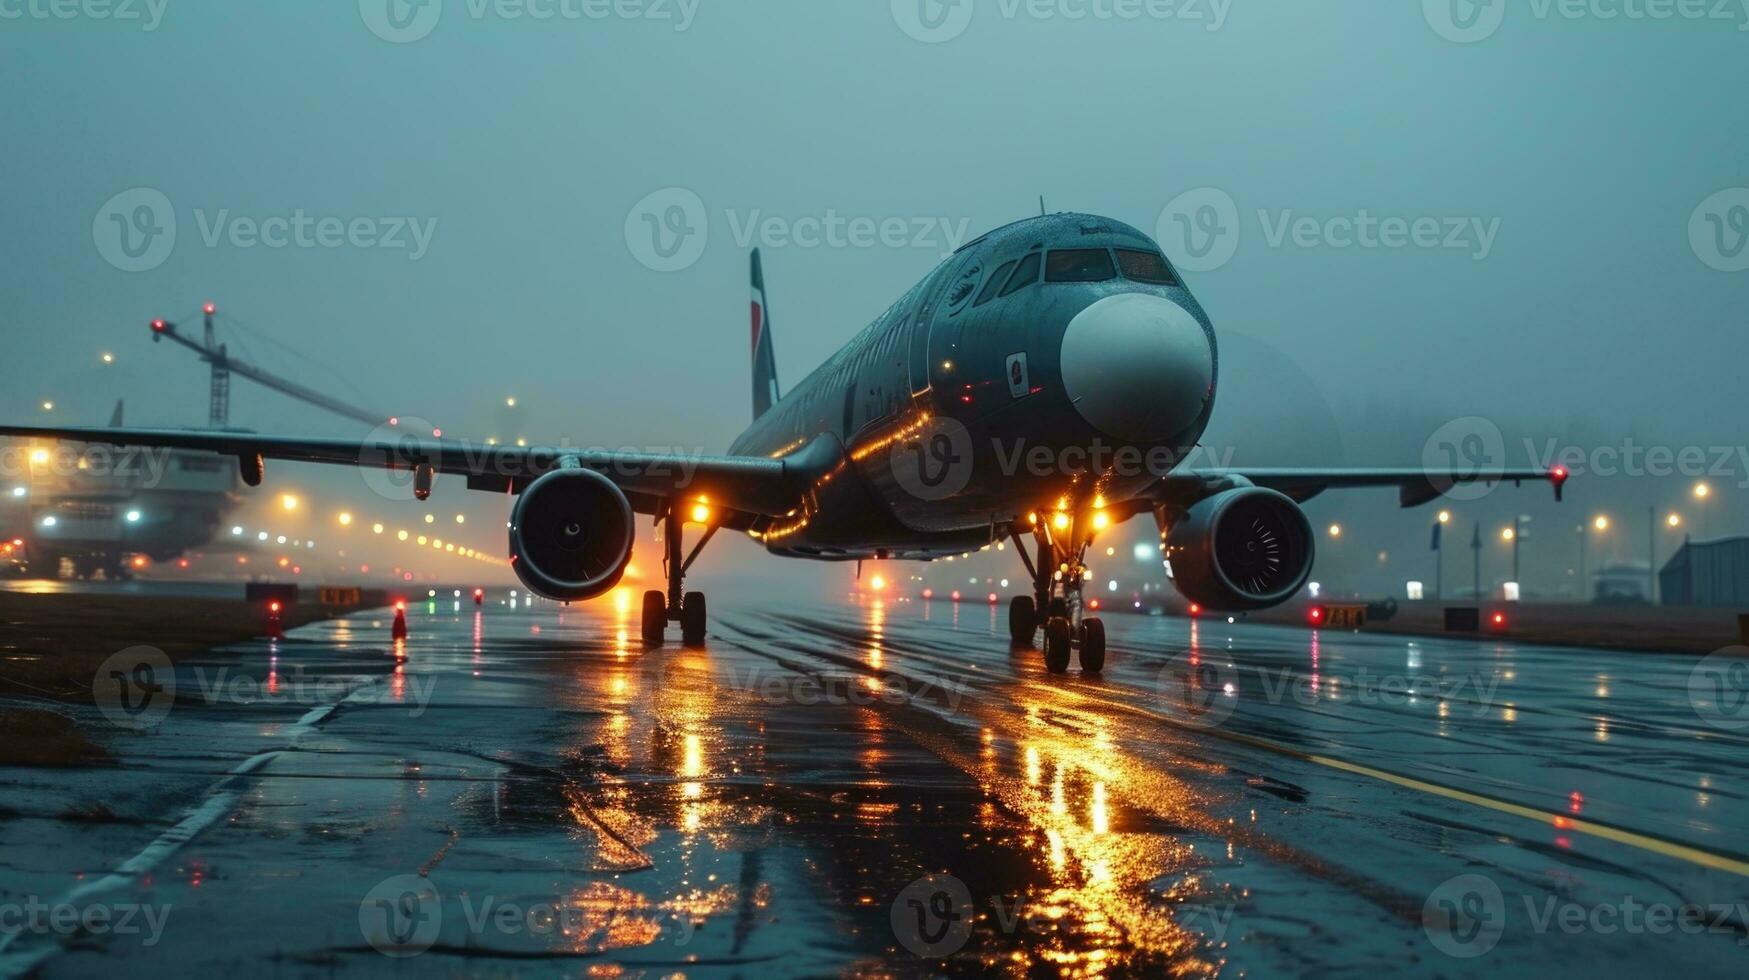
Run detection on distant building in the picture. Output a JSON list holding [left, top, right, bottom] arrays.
[[1593, 562, 1651, 604], [1659, 537, 1749, 606]]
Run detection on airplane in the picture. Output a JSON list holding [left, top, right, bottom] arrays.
[[0, 212, 1566, 673]]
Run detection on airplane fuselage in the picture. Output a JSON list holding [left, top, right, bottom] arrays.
[[726, 213, 1218, 560]]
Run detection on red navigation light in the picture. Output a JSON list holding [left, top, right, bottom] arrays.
[[432, 428, 442, 438], [388, 417, 399, 426], [203, 302, 216, 316], [1549, 465, 1570, 501], [1309, 606, 1326, 625]]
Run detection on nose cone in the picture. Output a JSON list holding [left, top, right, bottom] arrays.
[[1059, 294, 1214, 443]]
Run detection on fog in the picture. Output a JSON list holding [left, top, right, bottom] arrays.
[[3, 1, 1744, 599]]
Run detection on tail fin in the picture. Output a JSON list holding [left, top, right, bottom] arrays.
[[750, 248, 781, 419], [108, 400, 125, 427]]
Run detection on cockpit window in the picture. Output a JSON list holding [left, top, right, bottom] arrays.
[[975, 260, 1017, 306], [1114, 248, 1182, 286], [1045, 249, 1116, 283], [999, 252, 1042, 297]]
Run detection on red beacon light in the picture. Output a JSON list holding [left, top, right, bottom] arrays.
[[1549, 465, 1570, 501], [1491, 611, 1508, 630], [150, 319, 167, 332], [202, 302, 216, 316], [1308, 606, 1326, 625], [1188, 603, 1202, 617]]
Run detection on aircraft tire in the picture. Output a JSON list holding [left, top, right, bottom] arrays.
[[681, 591, 707, 647], [1008, 596, 1037, 646], [641, 590, 667, 644], [1078, 618, 1106, 674], [1043, 617, 1072, 674]]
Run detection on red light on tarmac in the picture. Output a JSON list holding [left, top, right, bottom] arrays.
[[1309, 606, 1326, 625], [922, 588, 934, 599], [268, 601, 282, 614], [950, 590, 962, 602], [394, 600, 407, 612], [1188, 603, 1202, 617], [1491, 611, 1508, 629], [1088, 598, 1101, 610], [988, 592, 998, 604], [473, 588, 484, 605]]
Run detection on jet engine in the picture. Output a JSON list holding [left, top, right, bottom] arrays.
[[1164, 488, 1315, 611], [507, 469, 635, 601]]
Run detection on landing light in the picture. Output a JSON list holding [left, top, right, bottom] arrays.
[[1052, 512, 1070, 531], [1091, 511, 1110, 531], [690, 502, 712, 524], [40, 516, 57, 528], [125, 510, 141, 523]]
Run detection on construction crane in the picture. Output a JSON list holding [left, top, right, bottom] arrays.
[[150, 303, 386, 428]]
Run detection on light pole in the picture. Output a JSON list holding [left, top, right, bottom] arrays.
[[1693, 482, 1712, 540], [1434, 510, 1452, 601]]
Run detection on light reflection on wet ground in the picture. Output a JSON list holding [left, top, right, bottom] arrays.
[[1, 593, 1746, 977]]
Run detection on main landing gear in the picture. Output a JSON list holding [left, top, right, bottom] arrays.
[[1006, 522, 1106, 675], [641, 503, 716, 648]]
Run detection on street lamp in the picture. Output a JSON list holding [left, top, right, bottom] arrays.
[[1579, 515, 1609, 603]]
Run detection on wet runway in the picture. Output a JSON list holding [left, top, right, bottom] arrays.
[[1, 593, 1745, 977]]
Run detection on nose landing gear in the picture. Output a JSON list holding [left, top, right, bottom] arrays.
[[641, 503, 716, 648], [1006, 522, 1106, 675]]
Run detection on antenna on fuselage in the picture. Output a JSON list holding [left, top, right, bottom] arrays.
[[1039, 195, 1047, 216]]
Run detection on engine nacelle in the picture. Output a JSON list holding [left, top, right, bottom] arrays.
[[507, 469, 635, 601], [1164, 488, 1315, 611]]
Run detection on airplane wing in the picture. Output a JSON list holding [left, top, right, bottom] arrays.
[[0, 425, 836, 527], [1147, 465, 1567, 511]]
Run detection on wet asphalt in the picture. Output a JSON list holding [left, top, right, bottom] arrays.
[[1, 590, 1746, 978]]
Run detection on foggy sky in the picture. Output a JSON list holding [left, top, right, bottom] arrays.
[[3, 1, 1745, 598]]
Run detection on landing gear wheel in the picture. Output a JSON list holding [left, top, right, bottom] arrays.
[[680, 591, 707, 647], [1008, 596, 1037, 646], [1078, 618, 1106, 674], [1048, 597, 1069, 619], [641, 590, 667, 644], [1043, 617, 1072, 674]]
